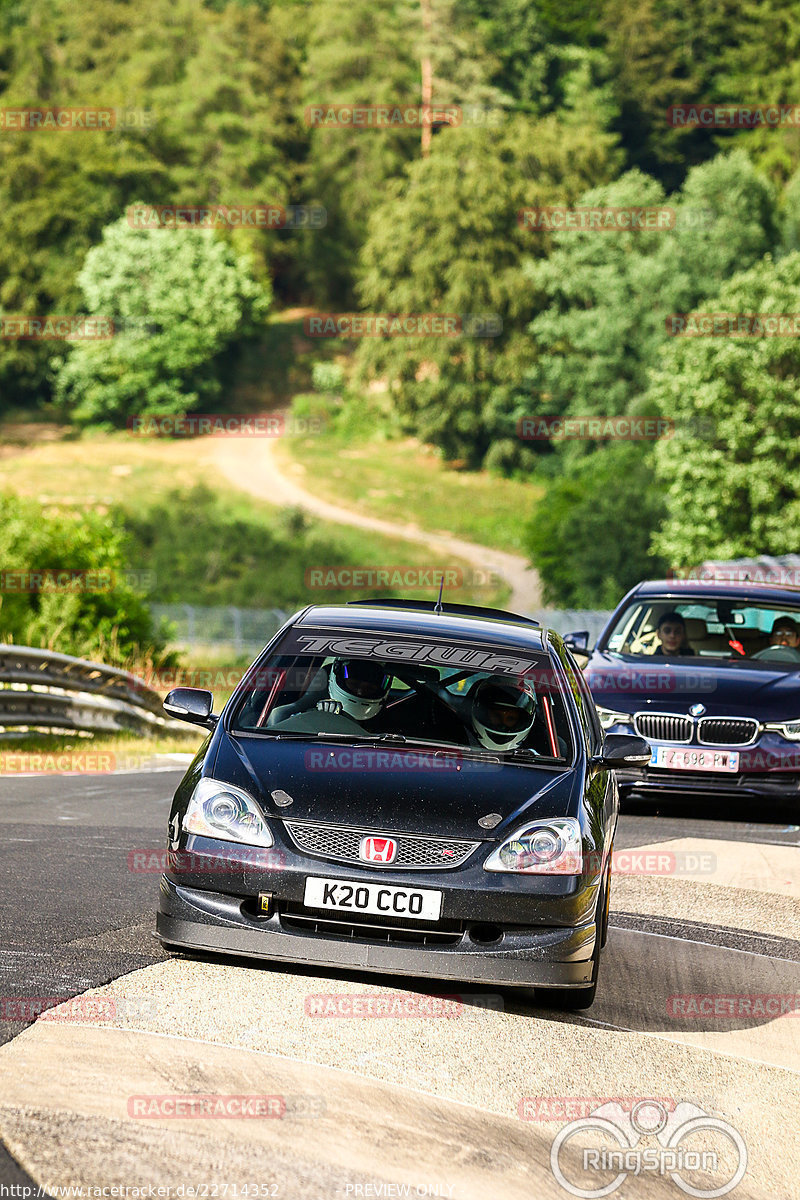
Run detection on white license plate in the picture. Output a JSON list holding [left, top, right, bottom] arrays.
[[303, 877, 442, 921], [649, 746, 739, 772]]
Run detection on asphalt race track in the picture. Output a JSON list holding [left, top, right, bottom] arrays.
[[1, 768, 798, 1198]]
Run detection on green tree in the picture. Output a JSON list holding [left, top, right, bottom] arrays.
[[525, 442, 667, 607], [355, 115, 620, 467], [716, 0, 800, 186], [55, 214, 271, 425], [0, 0, 299, 409], [521, 153, 777, 426], [651, 252, 800, 567]]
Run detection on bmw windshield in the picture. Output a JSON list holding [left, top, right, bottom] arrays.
[[230, 627, 574, 763], [602, 596, 800, 667]]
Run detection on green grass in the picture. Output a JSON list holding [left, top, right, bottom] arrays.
[[0, 729, 206, 773], [279, 421, 543, 557], [0, 429, 509, 607]]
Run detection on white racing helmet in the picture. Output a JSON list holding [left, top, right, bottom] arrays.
[[328, 659, 392, 720], [470, 677, 536, 750]]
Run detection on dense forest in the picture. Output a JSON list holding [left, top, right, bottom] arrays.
[[2, 0, 800, 608]]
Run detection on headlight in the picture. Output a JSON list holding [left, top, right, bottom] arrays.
[[484, 817, 583, 875], [596, 707, 632, 731], [182, 778, 273, 847], [765, 719, 800, 741]]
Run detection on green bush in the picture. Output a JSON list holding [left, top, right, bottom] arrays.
[[0, 493, 167, 665]]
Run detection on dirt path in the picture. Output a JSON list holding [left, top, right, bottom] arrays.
[[211, 435, 542, 612]]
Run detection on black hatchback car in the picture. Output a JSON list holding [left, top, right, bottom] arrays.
[[569, 578, 800, 806], [156, 600, 650, 1008]]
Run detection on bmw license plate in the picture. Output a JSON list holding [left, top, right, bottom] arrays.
[[304, 877, 442, 921], [649, 746, 739, 772]]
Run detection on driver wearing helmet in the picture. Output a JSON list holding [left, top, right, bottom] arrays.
[[325, 658, 393, 722], [468, 677, 536, 751]]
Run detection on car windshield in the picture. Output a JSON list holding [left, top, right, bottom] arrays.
[[230, 627, 574, 763], [602, 597, 800, 667]]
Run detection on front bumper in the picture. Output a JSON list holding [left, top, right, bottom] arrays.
[[603, 722, 800, 802], [615, 764, 800, 801], [156, 872, 598, 990]]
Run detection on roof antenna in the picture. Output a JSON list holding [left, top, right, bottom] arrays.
[[434, 572, 444, 614]]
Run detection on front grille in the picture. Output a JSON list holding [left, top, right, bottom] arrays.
[[634, 713, 693, 744], [280, 907, 463, 947], [283, 821, 480, 870], [697, 717, 759, 746]]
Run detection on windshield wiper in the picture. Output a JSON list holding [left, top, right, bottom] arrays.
[[234, 730, 326, 739], [502, 747, 566, 764]]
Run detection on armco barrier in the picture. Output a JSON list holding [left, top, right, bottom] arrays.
[[0, 644, 195, 737]]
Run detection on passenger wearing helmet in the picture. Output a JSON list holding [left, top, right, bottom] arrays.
[[326, 659, 393, 722], [469, 677, 536, 751]]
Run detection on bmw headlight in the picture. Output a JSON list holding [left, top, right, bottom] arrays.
[[765, 719, 800, 741], [182, 778, 273, 847], [484, 818, 583, 875], [596, 707, 632, 731]]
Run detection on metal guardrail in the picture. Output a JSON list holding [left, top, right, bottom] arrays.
[[0, 644, 194, 737]]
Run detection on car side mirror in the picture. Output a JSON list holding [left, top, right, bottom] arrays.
[[564, 630, 591, 665], [164, 687, 218, 729], [593, 733, 651, 770], [564, 630, 589, 653]]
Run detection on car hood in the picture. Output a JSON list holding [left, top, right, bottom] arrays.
[[585, 652, 800, 722], [213, 732, 578, 842]]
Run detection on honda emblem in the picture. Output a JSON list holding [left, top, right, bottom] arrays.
[[359, 836, 397, 865]]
